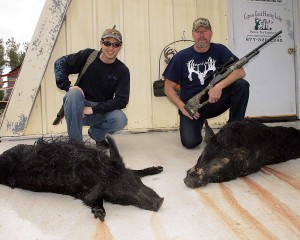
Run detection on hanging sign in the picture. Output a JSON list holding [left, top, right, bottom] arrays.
[[242, 6, 284, 44]]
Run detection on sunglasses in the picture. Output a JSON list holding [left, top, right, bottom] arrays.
[[102, 41, 122, 48]]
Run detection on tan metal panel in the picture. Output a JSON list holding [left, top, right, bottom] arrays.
[[66, 0, 95, 53], [23, 90, 43, 136], [4, 0, 234, 136], [43, 22, 69, 135], [149, 0, 181, 129], [195, 0, 228, 44], [122, 0, 153, 130]]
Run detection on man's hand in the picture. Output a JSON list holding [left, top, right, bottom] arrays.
[[165, 79, 200, 120], [180, 105, 200, 120], [83, 107, 93, 116], [208, 84, 222, 103], [192, 111, 200, 120], [179, 106, 194, 120]]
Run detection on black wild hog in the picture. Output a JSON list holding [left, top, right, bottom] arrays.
[[0, 136, 164, 221], [184, 119, 300, 188]]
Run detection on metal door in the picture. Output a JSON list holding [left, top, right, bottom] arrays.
[[227, 0, 297, 119]]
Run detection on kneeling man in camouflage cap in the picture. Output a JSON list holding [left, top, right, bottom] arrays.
[[163, 18, 249, 149], [54, 26, 130, 148]]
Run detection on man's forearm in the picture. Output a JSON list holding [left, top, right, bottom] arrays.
[[165, 86, 184, 110], [215, 68, 245, 89]]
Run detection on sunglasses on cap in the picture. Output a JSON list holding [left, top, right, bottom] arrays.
[[102, 41, 122, 48]]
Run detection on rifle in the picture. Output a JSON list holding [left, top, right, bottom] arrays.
[[184, 30, 282, 117]]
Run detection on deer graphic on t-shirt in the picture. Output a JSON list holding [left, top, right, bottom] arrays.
[[187, 57, 216, 85]]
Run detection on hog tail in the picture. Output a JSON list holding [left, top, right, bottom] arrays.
[[105, 134, 124, 165]]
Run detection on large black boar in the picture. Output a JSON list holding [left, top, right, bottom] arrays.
[[0, 136, 164, 221], [184, 119, 300, 188]]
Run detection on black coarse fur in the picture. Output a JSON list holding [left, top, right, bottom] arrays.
[[184, 119, 300, 188], [0, 136, 164, 221]]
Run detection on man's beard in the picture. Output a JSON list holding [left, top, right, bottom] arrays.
[[195, 39, 209, 49]]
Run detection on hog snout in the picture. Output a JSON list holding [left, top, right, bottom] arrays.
[[184, 176, 208, 188], [184, 166, 208, 188], [184, 177, 195, 188], [136, 189, 164, 212], [143, 194, 164, 212], [184, 176, 199, 188]]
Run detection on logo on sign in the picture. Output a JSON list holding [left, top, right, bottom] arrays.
[[243, 10, 282, 43]]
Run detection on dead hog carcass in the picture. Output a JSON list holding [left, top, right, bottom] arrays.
[[184, 119, 300, 188], [0, 136, 164, 221]]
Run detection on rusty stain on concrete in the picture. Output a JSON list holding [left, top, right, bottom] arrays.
[[0, 131, 299, 239], [196, 189, 252, 239], [151, 213, 172, 240], [262, 166, 300, 190], [243, 177, 300, 234], [219, 183, 277, 239], [94, 221, 113, 240]]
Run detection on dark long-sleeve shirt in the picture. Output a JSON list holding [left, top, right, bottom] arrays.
[[54, 48, 130, 114]]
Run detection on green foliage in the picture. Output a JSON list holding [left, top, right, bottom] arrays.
[[0, 39, 6, 67], [0, 38, 28, 101], [5, 37, 27, 69], [0, 37, 28, 70], [0, 89, 4, 101]]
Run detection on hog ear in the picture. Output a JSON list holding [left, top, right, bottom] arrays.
[[204, 120, 215, 143], [105, 134, 122, 162]]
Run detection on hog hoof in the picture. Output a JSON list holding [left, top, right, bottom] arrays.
[[153, 166, 163, 174], [92, 207, 106, 221]]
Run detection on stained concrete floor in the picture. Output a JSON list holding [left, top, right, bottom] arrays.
[[0, 122, 300, 240]]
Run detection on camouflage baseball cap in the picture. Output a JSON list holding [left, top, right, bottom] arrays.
[[192, 17, 211, 31], [101, 27, 122, 42]]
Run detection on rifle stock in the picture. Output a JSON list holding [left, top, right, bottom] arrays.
[[52, 105, 64, 125], [184, 30, 282, 117]]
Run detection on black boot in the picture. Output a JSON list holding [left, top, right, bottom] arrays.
[[88, 130, 109, 149]]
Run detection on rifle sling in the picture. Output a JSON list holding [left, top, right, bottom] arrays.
[[75, 50, 99, 85]]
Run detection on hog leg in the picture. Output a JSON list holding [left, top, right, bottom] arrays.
[[84, 183, 106, 221], [91, 201, 106, 221], [73, 159, 108, 220], [131, 166, 163, 177]]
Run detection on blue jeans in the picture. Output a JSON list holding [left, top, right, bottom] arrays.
[[180, 79, 250, 149], [63, 88, 128, 143]]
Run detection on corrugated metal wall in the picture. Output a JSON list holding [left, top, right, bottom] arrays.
[[23, 0, 228, 135]]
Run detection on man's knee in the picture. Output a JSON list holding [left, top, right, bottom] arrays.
[[181, 136, 203, 149], [108, 110, 128, 130], [64, 88, 84, 103], [235, 79, 250, 93], [116, 111, 128, 129]]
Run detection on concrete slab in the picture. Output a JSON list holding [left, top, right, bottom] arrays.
[[0, 122, 300, 240]]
